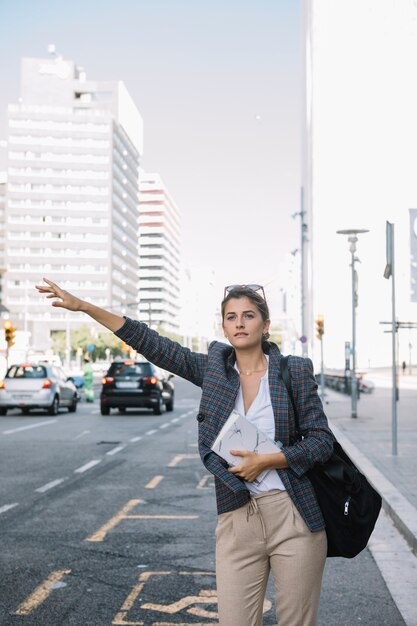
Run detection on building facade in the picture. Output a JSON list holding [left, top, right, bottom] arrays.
[[0, 173, 6, 313], [138, 172, 181, 333], [4, 51, 143, 349]]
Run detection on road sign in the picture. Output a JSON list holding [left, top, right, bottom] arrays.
[[300, 335, 307, 344]]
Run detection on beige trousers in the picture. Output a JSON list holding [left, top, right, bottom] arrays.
[[215, 489, 327, 626]]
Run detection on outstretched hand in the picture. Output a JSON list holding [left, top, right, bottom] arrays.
[[35, 278, 84, 312]]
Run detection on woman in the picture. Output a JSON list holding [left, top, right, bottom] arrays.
[[36, 279, 334, 626]]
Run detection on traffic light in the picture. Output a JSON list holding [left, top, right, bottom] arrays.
[[3, 320, 16, 348], [316, 315, 324, 340]]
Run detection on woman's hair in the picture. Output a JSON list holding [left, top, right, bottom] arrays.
[[221, 286, 271, 348]]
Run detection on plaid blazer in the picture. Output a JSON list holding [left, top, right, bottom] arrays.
[[115, 318, 335, 532]]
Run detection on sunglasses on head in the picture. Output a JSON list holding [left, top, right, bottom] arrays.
[[223, 284, 266, 300]]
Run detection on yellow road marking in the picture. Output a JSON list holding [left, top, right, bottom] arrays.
[[86, 500, 198, 542], [15, 568, 71, 615], [86, 499, 144, 542], [112, 571, 217, 626], [145, 475, 164, 489], [121, 515, 198, 519], [196, 474, 214, 489], [141, 589, 217, 614], [167, 453, 199, 467]]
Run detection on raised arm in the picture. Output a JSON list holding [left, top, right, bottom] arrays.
[[35, 278, 125, 332], [35, 278, 207, 387]]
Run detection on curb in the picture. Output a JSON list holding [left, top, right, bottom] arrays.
[[329, 420, 417, 557]]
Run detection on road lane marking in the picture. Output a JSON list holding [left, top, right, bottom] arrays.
[[74, 459, 101, 474], [170, 417, 180, 423], [91, 409, 100, 414], [86, 499, 145, 542], [73, 430, 90, 440], [15, 568, 71, 616], [145, 475, 164, 489], [86, 500, 198, 543], [2, 419, 57, 435], [145, 429, 157, 435], [0, 503, 19, 514], [35, 478, 67, 493], [129, 436, 142, 442], [159, 422, 170, 429], [106, 445, 126, 456], [112, 570, 216, 625], [196, 475, 214, 490], [167, 453, 199, 467], [141, 589, 218, 616]]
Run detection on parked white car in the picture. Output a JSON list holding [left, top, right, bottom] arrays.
[[0, 363, 78, 415]]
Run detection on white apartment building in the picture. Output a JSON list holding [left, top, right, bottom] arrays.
[[302, 1, 417, 368], [0, 173, 6, 311], [138, 172, 181, 333], [4, 50, 143, 349]]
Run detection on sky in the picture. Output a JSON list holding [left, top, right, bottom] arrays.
[[0, 0, 301, 320]]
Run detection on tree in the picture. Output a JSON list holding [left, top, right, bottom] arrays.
[[51, 325, 126, 362]]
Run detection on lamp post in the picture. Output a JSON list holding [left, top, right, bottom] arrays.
[[336, 228, 369, 418]]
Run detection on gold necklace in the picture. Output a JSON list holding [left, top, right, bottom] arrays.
[[237, 358, 268, 376], [240, 366, 268, 376]]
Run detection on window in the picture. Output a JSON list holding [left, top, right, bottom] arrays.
[[7, 365, 47, 379]]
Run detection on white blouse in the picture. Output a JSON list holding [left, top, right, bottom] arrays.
[[234, 355, 286, 494]]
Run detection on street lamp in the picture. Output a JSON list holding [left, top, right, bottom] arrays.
[[336, 228, 369, 418]]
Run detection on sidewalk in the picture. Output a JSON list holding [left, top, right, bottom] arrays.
[[323, 373, 417, 554]]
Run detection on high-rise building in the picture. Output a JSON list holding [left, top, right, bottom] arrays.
[[138, 172, 181, 333], [0, 172, 6, 311], [302, 1, 417, 367], [4, 49, 143, 349]]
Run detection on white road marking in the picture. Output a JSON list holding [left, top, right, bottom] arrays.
[[129, 436, 142, 442], [73, 430, 90, 440], [35, 478, 67, 493], [145, 429, 157, 436], [91, 409, 100, 414], [74, 459, 101, 474], [0, 503, 19, 514], [106, 445, 126, 456], [159, 423, 170, 429], [171, 418, 180, 423], [2, 419, 57, 435]]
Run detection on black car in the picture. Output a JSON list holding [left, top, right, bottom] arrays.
[[100, 360, 174, 416]]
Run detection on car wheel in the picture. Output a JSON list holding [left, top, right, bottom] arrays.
[[165, 396, 174, 412], [47, 395, 59, 416], [118, 407, 126, 413], [0, 408, 8, 415], [153, 394, 164, 415], [100, 406, 110, 415], [68, 395, 78, 413]]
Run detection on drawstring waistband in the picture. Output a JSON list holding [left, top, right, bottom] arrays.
[[247, 497, 267, 541]]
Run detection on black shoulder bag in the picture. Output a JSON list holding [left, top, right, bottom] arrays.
[[281, 355, 382, 558]]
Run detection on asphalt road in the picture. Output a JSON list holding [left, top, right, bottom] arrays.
[[0, 377, 405, 625]]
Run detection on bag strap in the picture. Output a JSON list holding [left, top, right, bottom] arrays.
[[280, 355, 302, 441]]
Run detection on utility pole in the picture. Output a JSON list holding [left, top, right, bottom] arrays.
[[336, 229, 369, 418], [293, 188, 309, 356], [315, 315, 325, 400], [383, 221, 397, 455]]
